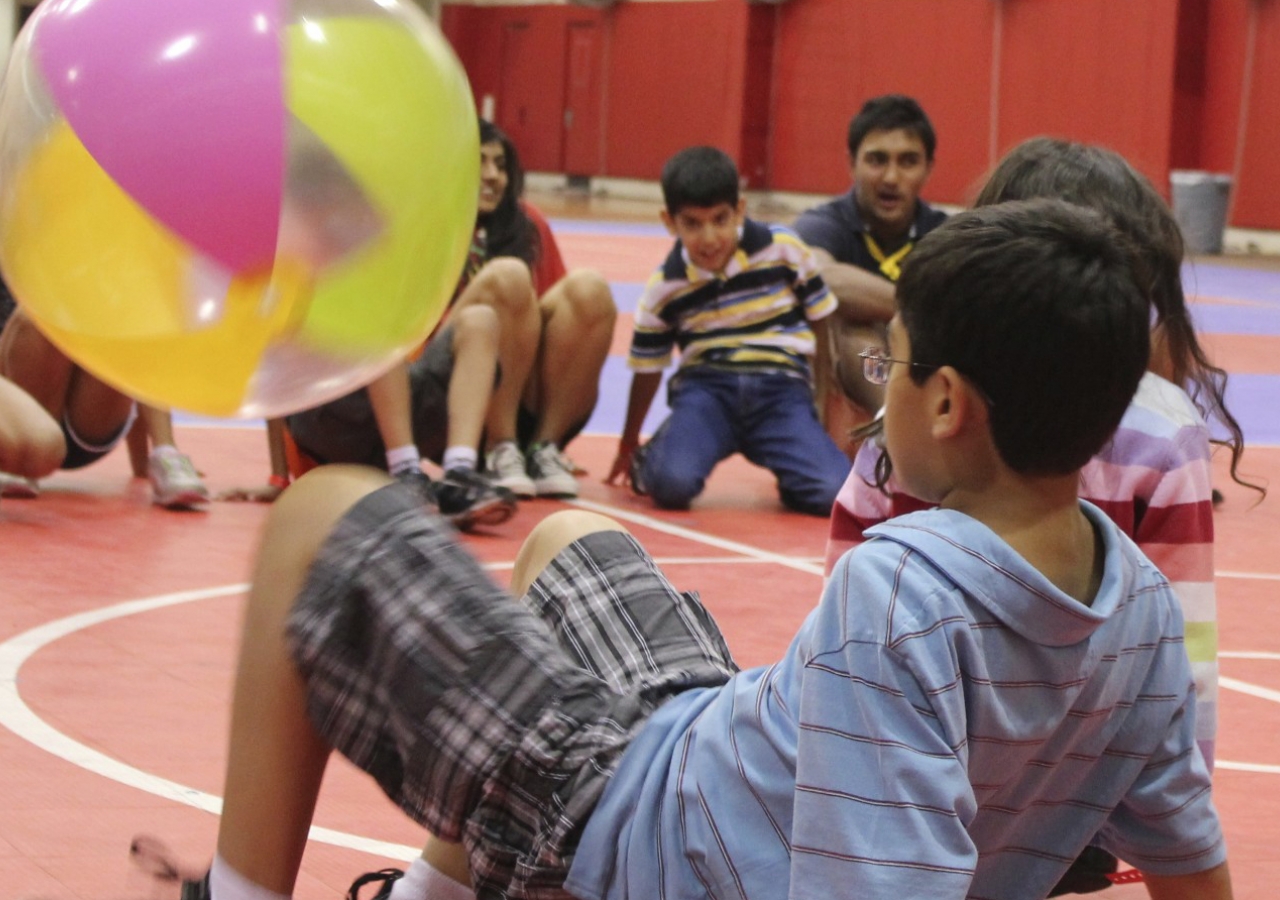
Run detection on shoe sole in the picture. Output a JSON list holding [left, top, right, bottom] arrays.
[[449, 496, 517, 532], [535, 487, 579, 499], [154, 490, 210, 510], [0, 481, 38, 499]]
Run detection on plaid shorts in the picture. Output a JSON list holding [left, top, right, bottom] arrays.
[[287, 485, 737, 899]]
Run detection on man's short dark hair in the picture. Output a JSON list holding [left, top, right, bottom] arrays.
[[661, 146, 739, 216], [895, 199, 1149, 475], [846, 94, 937, 161]]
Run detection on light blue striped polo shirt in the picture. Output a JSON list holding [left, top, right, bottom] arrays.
[[566, 503, 1225, 899]]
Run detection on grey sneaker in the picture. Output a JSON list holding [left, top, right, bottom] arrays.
[[485, 440, 535, 498], [148, 449, 209, 509], [526, 441, 578, 498]]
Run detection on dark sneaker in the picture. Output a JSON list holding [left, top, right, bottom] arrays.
[[628, 443, 649, 497], [129, 835, 209, 899], [394, 467, 439, 508], [526, 442, 578, 499], [348, 867, 405, 900], [437, 467, 517, 531], [1048, 846, 1119, 896], [180, 872, 212, 900]]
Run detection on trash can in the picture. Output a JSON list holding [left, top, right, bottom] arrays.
[[1170, 170, 1233, 255]]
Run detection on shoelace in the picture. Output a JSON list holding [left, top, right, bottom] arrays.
[[347, 867, 404, 900]]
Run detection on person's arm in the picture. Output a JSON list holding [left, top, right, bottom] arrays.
[[0, 374, 63, 477], [216, 418, 291, 502], [810, 247, 897, 324], [1144, 862, 1232, 899], [605, 371, 662, 485], [789, 556, 978, 896]]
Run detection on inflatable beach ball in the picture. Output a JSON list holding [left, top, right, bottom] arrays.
[[0, 0, 479, 417]]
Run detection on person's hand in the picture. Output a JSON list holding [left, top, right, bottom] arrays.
[[605, 444, 635, 486], [216, 481, 285, 503]]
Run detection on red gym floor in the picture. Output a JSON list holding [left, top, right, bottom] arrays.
[[1, 196, 1278, 898]]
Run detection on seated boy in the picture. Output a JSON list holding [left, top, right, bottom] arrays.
[[604, 146, 852, 516], [155, 199, 1230, 900]]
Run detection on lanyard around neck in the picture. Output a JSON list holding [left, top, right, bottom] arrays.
[[862, 232, 912, 282]]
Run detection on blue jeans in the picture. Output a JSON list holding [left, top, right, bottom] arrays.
[[639, 367, 851, 516]]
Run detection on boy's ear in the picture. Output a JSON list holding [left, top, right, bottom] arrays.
[[659, 209, 677, 236], [735, 197, 747, 218], [927, 366, 985, 440]]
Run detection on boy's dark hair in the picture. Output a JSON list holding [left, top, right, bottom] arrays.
[[660, 146, 739, 215], [847, 94, 937, 162], [895, 199, 1149, 475]]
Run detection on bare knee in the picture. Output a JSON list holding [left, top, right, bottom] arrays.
[[559, 270, 615, 319], [466, 258, 536, 316], [450, 304, 500, 351], [263, 465, 393, 567], [510, 510, 627, 595]]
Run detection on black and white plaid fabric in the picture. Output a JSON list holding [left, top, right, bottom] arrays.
[[287, 484, 737, 899]]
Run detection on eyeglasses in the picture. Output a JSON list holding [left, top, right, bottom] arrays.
[[858, 347, 937, 385]]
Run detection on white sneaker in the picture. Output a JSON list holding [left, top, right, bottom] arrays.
[[0, 473, 38, 499], [526, 442, 578, 499], [148, 448, 209, 509], [485, 441, 535, 498]]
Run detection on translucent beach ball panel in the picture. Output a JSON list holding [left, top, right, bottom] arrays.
[[0, 0, 479, 417]]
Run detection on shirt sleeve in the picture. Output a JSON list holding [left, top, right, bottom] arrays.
[[794, 204, 856, 264], [1130, 421, 1218, 771], [628, 270, 677, 372], [1095, 660, 1226, 876], [789, 550, 978, 899], [523, 202, 568, 293]]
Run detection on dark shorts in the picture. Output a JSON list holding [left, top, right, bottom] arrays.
[[285, 325, 457, 467], [60, 408, 134, 470], [287, 485, 737, 899]]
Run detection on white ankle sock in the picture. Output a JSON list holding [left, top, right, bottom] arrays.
[[387, 857, 474, 900], [385, 444, 422, 476], [208, 854, 291, 900], [441, 446, 477, 474]]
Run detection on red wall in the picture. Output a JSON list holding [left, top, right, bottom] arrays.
[[441, 0, 1280, 230], [770, 0, 995, 201]]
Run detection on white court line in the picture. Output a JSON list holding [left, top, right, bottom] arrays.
[[0, 584, 424, 860], [2, 524, 1278, 865], [1217, 570, 1280, 581], [568, 498, 827, 577]]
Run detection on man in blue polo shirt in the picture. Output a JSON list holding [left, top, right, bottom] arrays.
[[795, 94, 948, 413]]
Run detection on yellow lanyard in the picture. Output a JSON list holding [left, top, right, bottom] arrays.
[[862, 232, 913, 282]]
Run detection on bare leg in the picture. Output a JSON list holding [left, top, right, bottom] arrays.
[[450, 259, 540, 447], [0, 307, 134, 445], [0, 375, 64, 477], [415, 510, 627, 891], [444, 304, 500, 451], [126, 416, 150, 477], [525, 271, 616, 446], [217, 465, 392, 893], [366, 362, 416, 453]]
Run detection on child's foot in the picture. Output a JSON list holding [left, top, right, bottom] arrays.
[[347, 867, 404, 900], [0, 472, 39, 498], [485, 441, 535, 498], [628, 443, 649, 497], [526, 441, 578, 499], [148, 447, 209, 510], [437, 467, 518, 531], [129, 835, 210, 899]]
